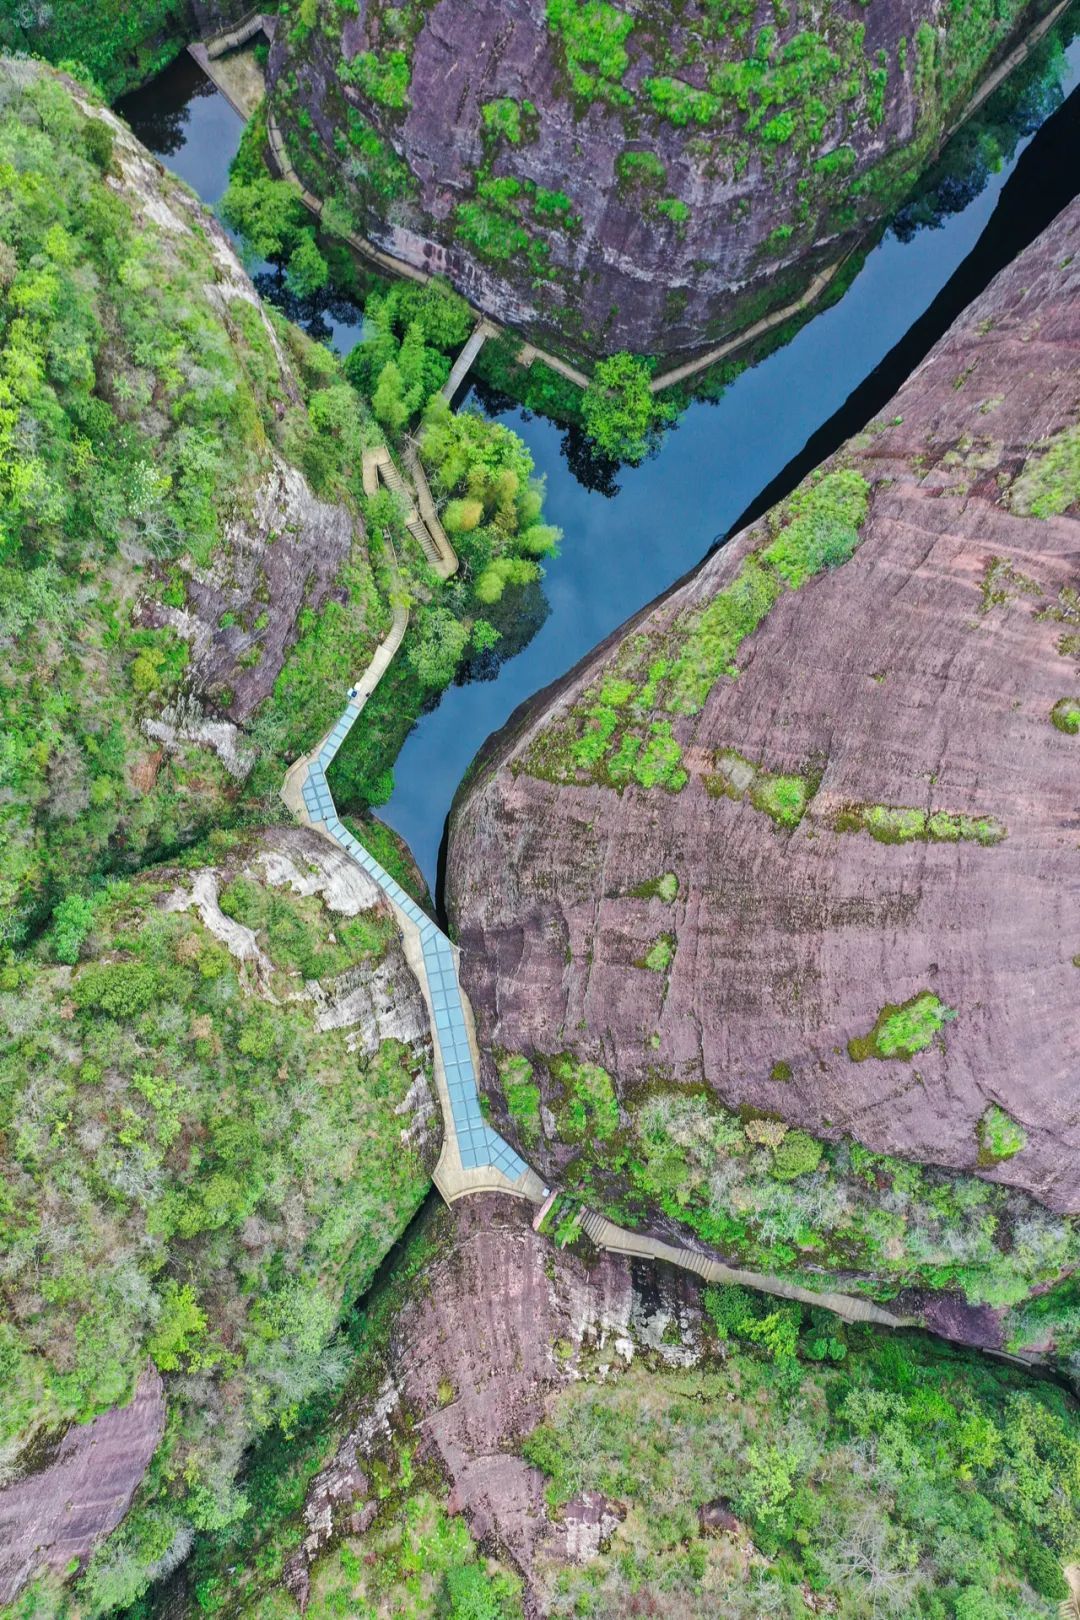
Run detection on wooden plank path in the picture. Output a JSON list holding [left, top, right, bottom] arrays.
[[577, 1211, 917, 1327]]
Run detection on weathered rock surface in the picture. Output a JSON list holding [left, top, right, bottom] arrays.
[[286, 1197, 700, 1601], [269, 0, 1053, 358], [97, 91, 360, 741], [0, 1368, 165, 1605], [448, 196, 1080, 1208]]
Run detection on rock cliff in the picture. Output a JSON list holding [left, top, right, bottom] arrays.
[[447, 195, 1080, 1311], [0, 59, 383, 938], [267, 0, 1057, 359], [191, 1196, 1080, 1619]]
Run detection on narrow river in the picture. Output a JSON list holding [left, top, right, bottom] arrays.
[[120, 36, 1080, 897]]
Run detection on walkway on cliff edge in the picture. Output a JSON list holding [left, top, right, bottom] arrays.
[[280, 497, 544, 1206]]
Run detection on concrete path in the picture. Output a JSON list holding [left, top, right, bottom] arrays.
[[190, 0, 1072, 401], [280, 524, 542, 1206], [577, 1210, 917, 1327], [441, 321, 498, 401]]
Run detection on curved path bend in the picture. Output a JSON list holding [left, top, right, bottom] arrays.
[[281, 492, 544, 1206]]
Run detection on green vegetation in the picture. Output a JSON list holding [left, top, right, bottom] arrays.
[[978, 1103, 1028, 1165], [343, 813, 432, 908], [523, 1315, 1080, 1616], [0, 843, 434, 1613], [498, 1056, 1076, 1311], [706, 749, 815, 827], [628, 871, 679, 902], [0, 66, 386, 944], [771, 1127, 823, 1179], [221, 111, 331, 297], [640, 932, 675, 972], [548, 1053, 620, 1141], [341, 48, 412, 110], [545, 0, 635, 104], [452, 172, 578, 274], [1052, 698, 1080, 735], [524, 469, 869, 790], [0, 0, 192, 98], [581, 352, 675, 463], [848, 991, 956, 1061], [481, 96, 537, 146], [218, 140, 561, 812], [835, 802, 1007, 844], [1011, 424, 1080, 518], [615, 149, 666, 191], [759, 464, 869, 585], [498, 1052, 543, 1147]]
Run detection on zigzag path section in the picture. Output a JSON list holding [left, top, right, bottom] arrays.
[[281, 455, 542, 1204]]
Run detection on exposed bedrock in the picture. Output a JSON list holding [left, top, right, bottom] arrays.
[[267, 0, 1059, 359], [0, 1368, 165, 1607], [448, 194, 1080, 1226]]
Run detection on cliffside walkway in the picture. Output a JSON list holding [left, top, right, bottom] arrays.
[[192, 0, 1073, 402], [575, 1210, 916, 1328], [363, 444, 457, 579], [280, 510, 542, 1207], [442, 322, 499, 401]]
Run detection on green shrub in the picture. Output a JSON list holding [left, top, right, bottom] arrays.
[[615, 149, 667, 190], [977, 1104, 1027, 1164], [761, 469, 870, 587], [771, 1129, 823, 1180], [642, 933, 675, 972], [581, 352, 675, 464], [848, 991, 956, 1061], [344, 48, 412, 109], [546, 0, 634, 102], [1051, 698, 1080, 735]]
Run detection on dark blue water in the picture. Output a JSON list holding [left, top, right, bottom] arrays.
[[121, 39, 1080, 894]]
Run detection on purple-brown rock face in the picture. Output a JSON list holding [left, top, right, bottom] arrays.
[[448, 195, 1080, 1211], [268, 0, 1049, 358], [0, 1369, 165, 1604]]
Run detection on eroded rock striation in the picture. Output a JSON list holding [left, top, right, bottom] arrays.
[[447, 194, 1080, 1297], [267, 0, 1057, 358], [0, 1368, 165, 1606]]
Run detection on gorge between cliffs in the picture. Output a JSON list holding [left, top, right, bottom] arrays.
[[0, 3, 1078, 1618]]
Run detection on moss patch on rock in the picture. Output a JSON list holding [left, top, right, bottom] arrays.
[[848, 990, 956, 1061], [978, 1103, 1028, 1165]]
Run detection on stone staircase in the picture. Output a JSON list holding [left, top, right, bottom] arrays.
[[362, 446, 457, 580]]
